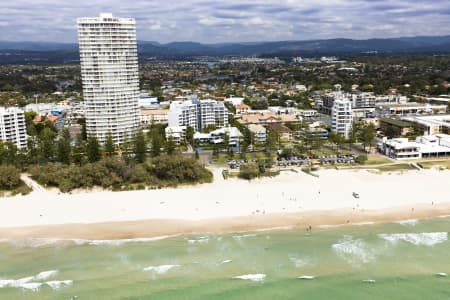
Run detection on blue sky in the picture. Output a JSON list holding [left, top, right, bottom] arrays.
[[0, 0, 449, 43]]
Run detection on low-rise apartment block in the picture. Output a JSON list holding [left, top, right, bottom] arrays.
[[0, 107, 27, 148]]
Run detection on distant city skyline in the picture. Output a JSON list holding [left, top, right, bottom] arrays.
[[1, 0, 450, 43]]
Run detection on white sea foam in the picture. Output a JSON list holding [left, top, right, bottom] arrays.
[[232, 234, 257, 240], [332, 236, 375, 264], [288, 255, 309, 268], [18, 282, 43, 291], [362, 279, 376, 283], [45, 280, 73, 290], [232, 274, 266, 282], [0, 280, 15, 288], [297, 275, 315, 280], [379, 232, 448, 246], [220, 260, 232, 264], [0, 270, 72, 292], [435, 273, 447, 277], [0, 236, 172, 248], [187, 237, 209, 244], [71, 236, 172, 246], [396, 219, 419, 226], [34, 270, 58, 281], [143, 265, 180, 274]]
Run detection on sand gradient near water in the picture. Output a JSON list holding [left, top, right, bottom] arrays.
[[0, 168, 449, 239]]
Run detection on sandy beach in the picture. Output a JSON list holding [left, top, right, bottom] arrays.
[[0, 168, 449, 239]]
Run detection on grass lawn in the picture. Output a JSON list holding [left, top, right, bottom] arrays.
[[375, 163, 416, 172], [418, 160, 450, 170], [364, 154, 393, 165]]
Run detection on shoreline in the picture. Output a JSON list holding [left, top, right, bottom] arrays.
[[1, 203, 450, 240], [0, 168, 449, 240]]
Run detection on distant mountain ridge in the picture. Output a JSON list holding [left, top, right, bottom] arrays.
[[0, 35, 449, 63]]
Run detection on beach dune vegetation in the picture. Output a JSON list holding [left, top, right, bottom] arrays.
[[28, 156, 212, 193], [0, 165, 21, 189]]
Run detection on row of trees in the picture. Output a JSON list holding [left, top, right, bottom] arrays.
[[328, 122, 377, 153], [0, 119, 180, 169]]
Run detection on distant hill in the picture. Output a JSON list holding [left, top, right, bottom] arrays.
[[0, 35, 449, 64], [0, 41, 78, 51]]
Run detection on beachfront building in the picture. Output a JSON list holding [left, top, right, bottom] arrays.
[[193, 127, 243, 147], [165, 126, 187, 145], [268, 123, 293, 142], [375, 102, 447, 116], [379, 117, 412, 137], [297, 128, 329, 141], [0, 107, 27, 148], [402, 115, 450, 136], [168, 97, 228, 131], [331, 99, 353, 139], [248, 124, 267, 144], [77, 13, 140, 144], [379, 134, 450, 159], [140, 109, 169, 126]]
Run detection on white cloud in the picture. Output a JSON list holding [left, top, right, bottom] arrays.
[[149, 20, 161, 30], [0, 0, 449, 42]]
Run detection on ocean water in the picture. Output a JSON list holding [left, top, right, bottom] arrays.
[[1, 218, 450, 300]]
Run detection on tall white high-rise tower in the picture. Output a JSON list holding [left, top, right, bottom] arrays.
[[77, 13, 139, 144]]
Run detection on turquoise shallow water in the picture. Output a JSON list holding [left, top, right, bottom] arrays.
[[1, 217, 450, 299]]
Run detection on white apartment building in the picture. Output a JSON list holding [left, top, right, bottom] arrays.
[[165, 126, 187, 145], [379, 134, 450, 160], [331, 99, 353, 139], [168, 98, 228, 131], [77, 13, 140, 144], [193, 127, 243, 146], [0, 107, 27, 148]]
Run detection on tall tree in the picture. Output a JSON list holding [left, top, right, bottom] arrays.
[[166, 136, 176, 155], [265, 129, 278, 153], [86, 136, 101, 163], [104, 132, 116, 157], [150, 131, 163, 157], [359, 123, 376, 152], [57, 128, 72, 164], [78, 118, 87, 140], [133, 130, 147, 163], [26, 137, 39, 165], [38, 127, 56, 162], [72, 135, 86, 166], [186, 126, 195, 146]]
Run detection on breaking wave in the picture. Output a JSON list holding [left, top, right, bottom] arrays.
[[378, 232, 448, 246], [45, 280, 73, 290], [395, 219, 419, 226], [332, 236, 375, 264], [143, 265, 181, 274], [232, 274, 266, 282], [0, 270, 71, 292], [0, 236, 172, 248], [187, 237, 209, 244]]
